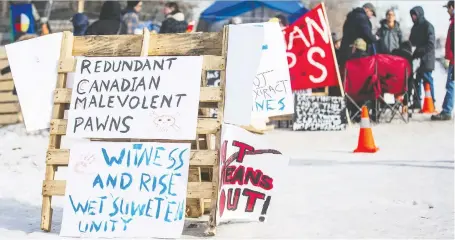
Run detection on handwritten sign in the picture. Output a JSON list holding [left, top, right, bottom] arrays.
[[217, 124, 288, 223], [284, 4, 339, 90], [66, 56, 202, 140], [60, 141, 190, 238], [248, 22, 294, 118], [293, 95, 347, 131]]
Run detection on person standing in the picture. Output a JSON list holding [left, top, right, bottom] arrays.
[[339, 3, 379, 66], [376, 9, 402, 54], [122, 1, 143, 34], [432, 1, 454, 120], [159, 2, 188, 34], [71, 13, 89, 36], [409, 6, 436, 109], [85, 1, 125, 35]]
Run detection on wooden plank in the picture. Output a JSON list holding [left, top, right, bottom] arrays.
[[54, 87, 222, 104], [58, 55, 225, 73], [0, 103, 20, 113], [0, 80, 14, 91], [41, 31, 74, 232], [49, 118, 220, 135], [73, 35, 143, 57], [47, 149, 217, 166], [0, 92, 18, 102], [0, 113, 19, 125], [269, 114, 293, 121], [202, 56, 224, 70], [73, 33, 223, 57], [42, 180, 213, 198], [0, 73, 12, 81]]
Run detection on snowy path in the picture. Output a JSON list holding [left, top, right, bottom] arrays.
[[0, 117, 453, 239]]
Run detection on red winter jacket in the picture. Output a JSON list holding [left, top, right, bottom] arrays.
[[445, 16, 454, 64]]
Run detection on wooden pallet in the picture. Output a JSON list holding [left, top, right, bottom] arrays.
[[0, 58, 22, 126], [40, 28, 228, 236]]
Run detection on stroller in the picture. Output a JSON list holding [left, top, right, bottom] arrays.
[[391, 41, 419, 117]]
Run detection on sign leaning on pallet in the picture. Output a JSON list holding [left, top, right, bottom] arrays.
[[0, 55, 22, 125], [41, 28, 228, 236]]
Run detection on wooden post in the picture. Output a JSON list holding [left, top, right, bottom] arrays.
[[77, 0, 85, 13], [41, 31, 74, 232]]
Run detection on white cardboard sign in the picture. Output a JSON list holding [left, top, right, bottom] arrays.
[[5, 33, 63, 132], [247, 22, 294, 118], [217, 124, 289, 223], [60, 141, 191, 238], [66, 56, 202, 140]]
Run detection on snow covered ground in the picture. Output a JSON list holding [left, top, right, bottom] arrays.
[[0, 64, 453, 239]]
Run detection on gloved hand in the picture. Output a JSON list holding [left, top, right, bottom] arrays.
[[443, 59, 450, 69], [412, 48, 424, 59]]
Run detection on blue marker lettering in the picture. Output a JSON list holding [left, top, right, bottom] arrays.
[[175, 148, 187, 171], [155, 197, 164, 219], [131, 201, 146, 216], [78, 221, 88, 233], [88, 200, 97, 215], [278, 97, 285, 110], [158, 174, 168, 194], [145, 198, 154, 217], [98, 196, 107, 214], [90, 221, 102, 232], [168, 173, 181, 196], [120, 172, 132, 190], [110, 219, 117, 232], [165, 201, 177, 222], [121, 217, 132, 231], [266, 99, 274, 111], [69, 195, 89, 214], [92, 174, 104, 189], [133, 144, 144, 166], [255, 101, 264, 110], [167, 148, 178, 169], [109, 196, 120, 217], [153, 147, 165, 166], [145, 147, 154, 165], [106, 174, 117, 189], [102, 148, 125, 166], [139, 173, 151, 192]]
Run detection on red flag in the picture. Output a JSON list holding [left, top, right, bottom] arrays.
[[283, 4, 339, 90]]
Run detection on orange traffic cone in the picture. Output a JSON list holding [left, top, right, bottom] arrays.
[[354, 106, 379, 153], [420, 82, 436, 113]]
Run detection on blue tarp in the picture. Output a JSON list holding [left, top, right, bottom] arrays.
[[200, 0, 308, 24]]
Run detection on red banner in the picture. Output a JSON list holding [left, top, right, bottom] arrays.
[[284, 4, 339, 90]]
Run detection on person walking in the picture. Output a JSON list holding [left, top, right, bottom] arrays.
[[409, 6, 436, 109], [376, 9, 402, 54], [85, 1, 125, 35], [339, 3, 379, 65], [159, 2, 188, 33], [122, 1, 143, 34], [432, 1, 454, 120]]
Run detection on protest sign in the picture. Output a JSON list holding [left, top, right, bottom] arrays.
[[224, 24, 264, 126], [293, 95, 347, 131], [5, 33, 63, 132], [217, 124, 288, 223], [284, 3, 340, 90], [60, 141, 190, 238], [66, 56, 202, 140], [247, 22, 294, 118]]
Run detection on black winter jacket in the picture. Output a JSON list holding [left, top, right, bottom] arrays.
[[160, 12, 188, 34], [409, 6, 435, 72], [86, 1, 125, 35], [339, 7, 378, 65]]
